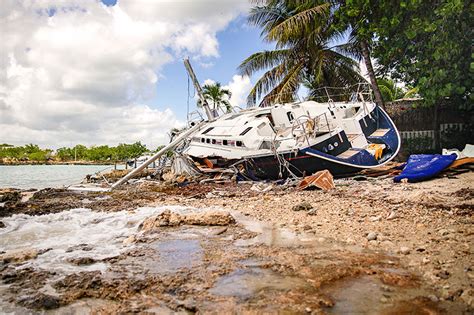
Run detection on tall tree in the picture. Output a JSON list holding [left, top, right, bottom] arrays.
[[240, 0, 365, 107], [198, 82, 232, 115], [370, 0, 472, 150]]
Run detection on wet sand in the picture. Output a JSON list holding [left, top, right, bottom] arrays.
[[0, 171, 472, 313]]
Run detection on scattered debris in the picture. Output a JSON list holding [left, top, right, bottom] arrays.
[[298, 170, 335, 191]]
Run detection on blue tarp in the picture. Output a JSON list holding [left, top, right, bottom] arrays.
[[394, 154, 457, 183]]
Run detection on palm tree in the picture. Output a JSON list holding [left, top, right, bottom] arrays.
[[377, 77, 419, 102], [239, 1, 365, 107], [197, 82, 233, 115]]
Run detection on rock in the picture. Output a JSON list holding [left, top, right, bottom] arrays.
[[211, 227, 228, 235], [367, 232, 378, 241], [19, 293, 60, 310], [460, 289, 473, 307], [292, 202, 313, 212], [307, 209, 317, 216], [305, 307, 312, 313], [387, 211, 398, 220], [140, 209, 235, 231], [427, 294, 439, 303], [399, 246, 410, 255], [1, 249, 39, 264], [436, 270, 450, 279], [439, 229, 449, 236], [65, 244, 93, 253], [0, 191, 21, 203], [0, 221, 5, 228], [380, 296, 389, 303], [369, 216, 381, 222], [422, 257, 430, 265], [123, 235, 137, 245], [67, 257, 97, 265]]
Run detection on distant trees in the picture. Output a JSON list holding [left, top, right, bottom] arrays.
[[0, 143, 52, 161], [1, 142, 148, 163]]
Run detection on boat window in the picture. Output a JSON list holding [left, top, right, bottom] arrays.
[[211, 139, 216, 144], [206, 138, 210, 143], [202, 127, 214, 135], [287, 111, 295, 122], [236, 141, 244, 147], [201, 138, 205, 143], [223, 140, 228, 145], [240, 127, 252, 136]]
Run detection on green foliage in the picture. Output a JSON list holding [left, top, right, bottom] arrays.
[[0, 143, 52, 161], [0, 142, 148, 162], [371, 0, 472, 109], [376, 77, 418, 102], [240, 0, 365, 106]]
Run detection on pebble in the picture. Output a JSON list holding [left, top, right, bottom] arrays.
[[366, 232, 378, 241], [427, 294, 439, 302], [0, 221, 5, 228], [422, 257, 430, 265], [386, 211, 398, 220], [369, 216, 381, 222], [439, 229, 449, 236], [307, 209, 317, 216], [292, 202, 313, 212], [399, 246, 410, 255]]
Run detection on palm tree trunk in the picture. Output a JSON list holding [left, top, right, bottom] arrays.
[[360, 40, 384, 109]]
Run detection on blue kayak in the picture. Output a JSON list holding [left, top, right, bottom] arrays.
[[394, 154, 457, 183]]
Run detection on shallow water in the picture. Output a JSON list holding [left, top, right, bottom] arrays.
[[0, 206, 188, 273], [0, 165, 121, 189]]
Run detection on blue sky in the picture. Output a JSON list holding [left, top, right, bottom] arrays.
[[154, 16, 271, 119]]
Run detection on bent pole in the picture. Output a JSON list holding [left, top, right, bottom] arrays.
[[111, 122, 204, 189], [183, 58, 215, 122]]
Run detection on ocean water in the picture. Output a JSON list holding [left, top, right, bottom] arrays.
[[0, 165, 119, 189]]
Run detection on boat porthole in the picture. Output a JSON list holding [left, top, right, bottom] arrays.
[[328, 144, 334, 150], [334, 142, 338, 147]]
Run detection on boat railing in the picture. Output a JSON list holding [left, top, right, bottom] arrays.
[[291, 112, 335, 147], [311, 83, 374, 104]]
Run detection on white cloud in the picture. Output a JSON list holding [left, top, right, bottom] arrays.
[[0, 0, 250, 148], [224, 75, 252, 108]]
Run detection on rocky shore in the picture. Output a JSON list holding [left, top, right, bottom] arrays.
[[0, 171, 472, 313]]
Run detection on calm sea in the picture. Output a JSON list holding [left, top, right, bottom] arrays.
[[0, 165, 120, 189]]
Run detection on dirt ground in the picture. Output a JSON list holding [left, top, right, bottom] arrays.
[[0, 171, 472, 314]]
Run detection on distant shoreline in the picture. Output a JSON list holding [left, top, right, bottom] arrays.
[[0, 161, 125, 166]]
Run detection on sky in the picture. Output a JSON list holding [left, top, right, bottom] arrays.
[[0, 0, 274, 149]]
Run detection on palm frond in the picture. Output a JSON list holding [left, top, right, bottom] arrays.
[[266, 3, 330, 43], [238, 49, 292, 76], [259, 62, 304, 107]]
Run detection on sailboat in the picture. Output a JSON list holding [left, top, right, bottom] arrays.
[[110, 60, 401, 189], [181, 60, 401, 179]]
